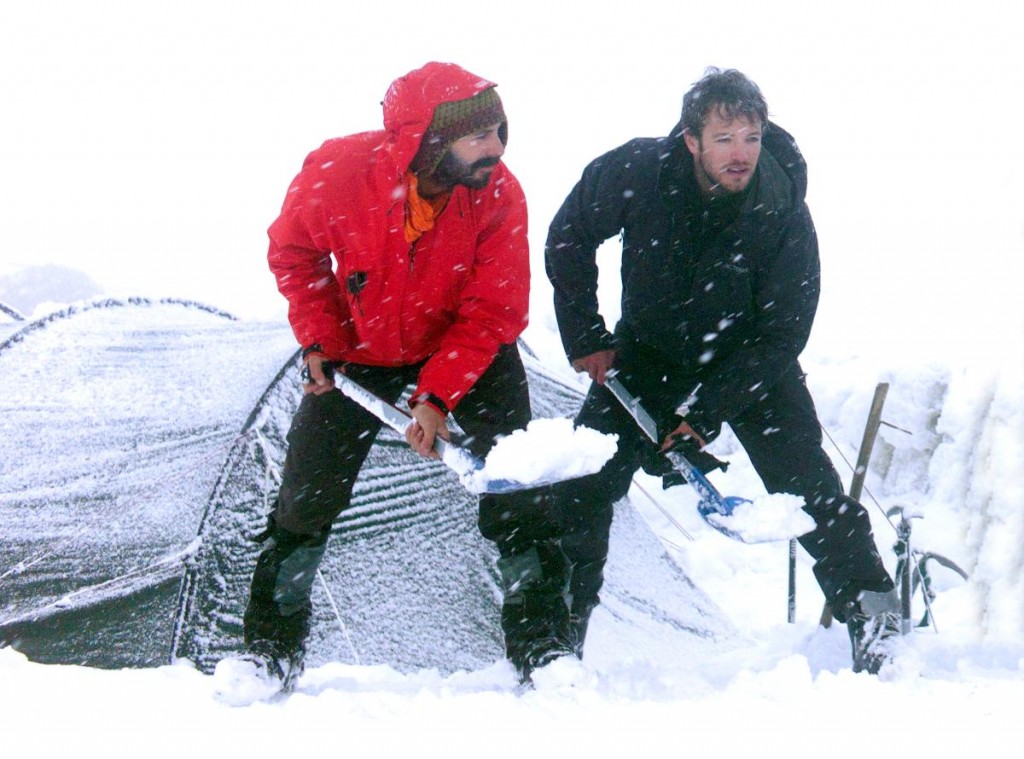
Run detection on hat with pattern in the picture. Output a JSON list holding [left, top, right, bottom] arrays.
[[410, 86, 507, 175]]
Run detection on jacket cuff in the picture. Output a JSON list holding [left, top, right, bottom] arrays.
[[409, 392, 450, 418], [566, 330, 616, 364]]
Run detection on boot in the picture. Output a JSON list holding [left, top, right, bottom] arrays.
[[843, 589, 902, 674], [241, 517, 329, 682], [496, 539, 575, 683]]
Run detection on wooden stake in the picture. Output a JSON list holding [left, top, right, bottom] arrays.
[[819, 382, 890, 628]]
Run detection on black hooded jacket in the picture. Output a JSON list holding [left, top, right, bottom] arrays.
[[545, 121, 820, 436]]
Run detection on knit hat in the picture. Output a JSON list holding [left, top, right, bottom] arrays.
[[410, 86, 507, 175]]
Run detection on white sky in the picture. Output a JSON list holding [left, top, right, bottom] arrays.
[[2, 0, 1022, 360]]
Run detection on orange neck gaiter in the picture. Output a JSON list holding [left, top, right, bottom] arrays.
[[404, 172, 450, 244]]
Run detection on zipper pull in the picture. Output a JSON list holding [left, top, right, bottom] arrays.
[[346, 272, 367, 316]]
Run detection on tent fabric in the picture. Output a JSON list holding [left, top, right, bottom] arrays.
[[1, 299, 735, 673]]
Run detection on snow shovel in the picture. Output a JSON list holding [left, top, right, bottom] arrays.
[[333, 371, 582, 496], [603, 373, 758, 543]]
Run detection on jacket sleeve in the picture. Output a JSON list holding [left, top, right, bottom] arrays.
[[545, 144, 640, 362], [413, 171, 530, 411], [266, 150, 354, 358], [684, 208, 821, 434]]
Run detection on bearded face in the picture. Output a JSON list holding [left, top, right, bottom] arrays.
[[432, 151, 501, 190], [423, 123, 505, 192]]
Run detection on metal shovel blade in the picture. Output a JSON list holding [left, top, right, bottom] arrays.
[[333, 372, 577, 495], [603, 374, 766, 543]]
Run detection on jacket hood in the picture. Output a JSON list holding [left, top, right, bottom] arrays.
[[663, 119, 809, 209], [382, 62, 500, 173]]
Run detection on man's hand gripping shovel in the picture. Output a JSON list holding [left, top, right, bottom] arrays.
[[333, 372, 588, 496], [603, 373, 771, 544]]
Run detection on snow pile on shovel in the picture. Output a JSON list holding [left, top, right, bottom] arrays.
[[460, 417, 618, 493], [703, 493, 816, 543]]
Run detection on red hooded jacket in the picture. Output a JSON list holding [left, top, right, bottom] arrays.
[[267, 63, 529, 412]]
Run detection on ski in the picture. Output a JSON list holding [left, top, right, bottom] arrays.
[[603, 374, 757, 543]]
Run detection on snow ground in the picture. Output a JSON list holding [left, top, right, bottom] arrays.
[[2, 336, 1022, 755]]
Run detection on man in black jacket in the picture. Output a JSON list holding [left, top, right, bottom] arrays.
[[544, 67, 900, 675]]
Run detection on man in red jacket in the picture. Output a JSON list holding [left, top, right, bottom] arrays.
[[239, 62, 558, 689]]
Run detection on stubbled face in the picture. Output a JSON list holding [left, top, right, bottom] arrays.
[[684, 108, 762, 196], [431, 122, 505, 190]]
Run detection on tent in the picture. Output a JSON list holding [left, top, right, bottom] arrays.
[[0, 299, 735, 674]]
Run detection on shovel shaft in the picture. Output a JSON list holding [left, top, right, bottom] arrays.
[[603, 374, 756, 542]]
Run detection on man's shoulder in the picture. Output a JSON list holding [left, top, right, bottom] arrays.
[[301, 130, 388, 174], [457, 162, 527, 231], [575, 136, 666, 191], [488, 161, 525, 198]]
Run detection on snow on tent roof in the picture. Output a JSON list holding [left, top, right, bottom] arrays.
[[0, 298, 297, 667], [0, 298, 735, 674]]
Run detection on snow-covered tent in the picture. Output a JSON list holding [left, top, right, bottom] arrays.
[[0, 301, 24, 347], [0, 299, 734, 674], [0, 299, 297, 667], [0, 300, 24, 322]]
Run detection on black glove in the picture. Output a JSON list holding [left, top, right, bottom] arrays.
[[639, 433, 729, 489]]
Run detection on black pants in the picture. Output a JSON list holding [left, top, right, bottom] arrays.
[[243, 343, 570, 660], [554, 356, 894, 642]]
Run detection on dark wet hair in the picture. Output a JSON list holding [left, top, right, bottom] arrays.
[[681, 67, 769, 137]]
